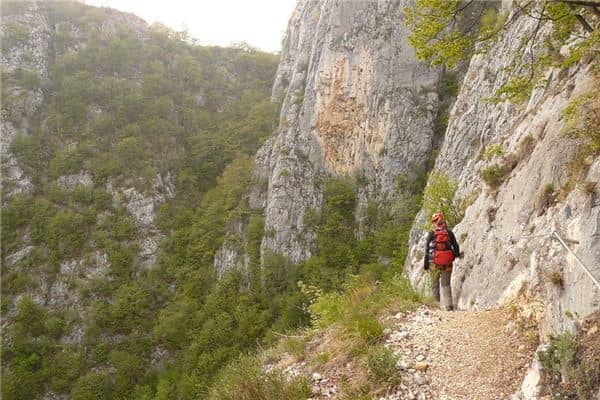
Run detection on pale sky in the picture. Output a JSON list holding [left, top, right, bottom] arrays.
[[84, 0, 298, 53]]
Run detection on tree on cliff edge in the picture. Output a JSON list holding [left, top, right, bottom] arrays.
[[405, 0, 599, 69]]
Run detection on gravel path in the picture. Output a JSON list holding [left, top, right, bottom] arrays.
[[272, 306, 538, 400], [382, 307, 536, 400]]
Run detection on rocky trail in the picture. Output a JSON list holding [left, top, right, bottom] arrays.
[[379, 307, 538, 400], [274, 306, 539, 400]]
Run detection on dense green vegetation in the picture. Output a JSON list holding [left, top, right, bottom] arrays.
[[145, 172, 423, 398], [1, 3, 428, 400], [209, 243, 425, 398], [1, 2, 280, 399]]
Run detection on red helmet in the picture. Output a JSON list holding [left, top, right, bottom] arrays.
[[431, 212, 445, 225]]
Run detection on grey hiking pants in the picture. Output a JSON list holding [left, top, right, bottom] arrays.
[[431, 269, 453, 309]]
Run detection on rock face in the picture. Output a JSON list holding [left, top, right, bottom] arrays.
[[405, 3, 599, 337], [216, 0, 440, 272], [106, 173, 175, 268], [1, 1, 51, 197]]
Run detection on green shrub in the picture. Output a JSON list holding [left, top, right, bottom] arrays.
[[303, 208, 320, 229], [49, 351, 86, 393], [359, 262, 388, 283], [91, 342, 110, 365], [540, 333, 577, 373], [298, 255, 347, 292], [2, 270, 32, 295], [14, 296, 46, 337], [9, 133, 51, 182], [70, 185, 94, 204], [1, 367, 43, 400], [537, 332, 596, 398], [93, 189, 113, 210], [107, 244, 136, 281], [480, 164, 510, 188], [45, 315, 66, 338], [92, 155, 122, 182], [307, 287, 345, 328], [112, 214, 137, 241], [1, 194, 34, 255], [439, 71, 459, 99], [562, 92, 597, 144], [365, 345, 399, 385], [71, 372, 111, 400], [246, 214, 265, 269], [261, 252, 294, 296], [115, 136, 147, 171], [483, 144, 504, 161], [15, 68, 41, 90], [109, 283, 153, 333], [47, 210, 87, 257], [110, 350, 146, 397], [208, 356, 310, 400], [49, 146, 93, 178], [2, 20, 31, 50], [422, 171, 468, 227], [271, 290, 311, 332]]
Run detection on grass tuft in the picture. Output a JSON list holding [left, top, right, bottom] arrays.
[[365, 345, 399, 386], [543, 268, 564, 288], [582, 181, 597, 195], [208, 356, 310, 400], [356, 314, 384, 344], [480, 164, 510, 188]]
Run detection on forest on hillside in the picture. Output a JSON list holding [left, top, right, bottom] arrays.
[[1, 2, 424, 399], [1, 2, 282, 398]]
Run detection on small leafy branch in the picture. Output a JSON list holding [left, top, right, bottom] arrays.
[[421, 171, 477, 228]]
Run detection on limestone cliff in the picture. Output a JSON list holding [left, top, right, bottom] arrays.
[[217, 0, 599, 358], [404, 3, 599, 339], [216, 0, 440, 272]]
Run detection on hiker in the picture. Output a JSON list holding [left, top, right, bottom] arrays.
[[423, 212, 460, 311]]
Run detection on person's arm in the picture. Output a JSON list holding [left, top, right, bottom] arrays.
[[423, 231, 433, 269], [448, 230, 460, 258]]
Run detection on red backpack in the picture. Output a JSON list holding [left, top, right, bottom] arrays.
[[432, 226, 455, 266]]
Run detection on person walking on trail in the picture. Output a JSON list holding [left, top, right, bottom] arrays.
[[423, 212, 460, 311]]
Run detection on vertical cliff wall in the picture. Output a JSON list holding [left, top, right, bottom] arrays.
[[216, 0, 440, 272], [405, 3, 599, 337]]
